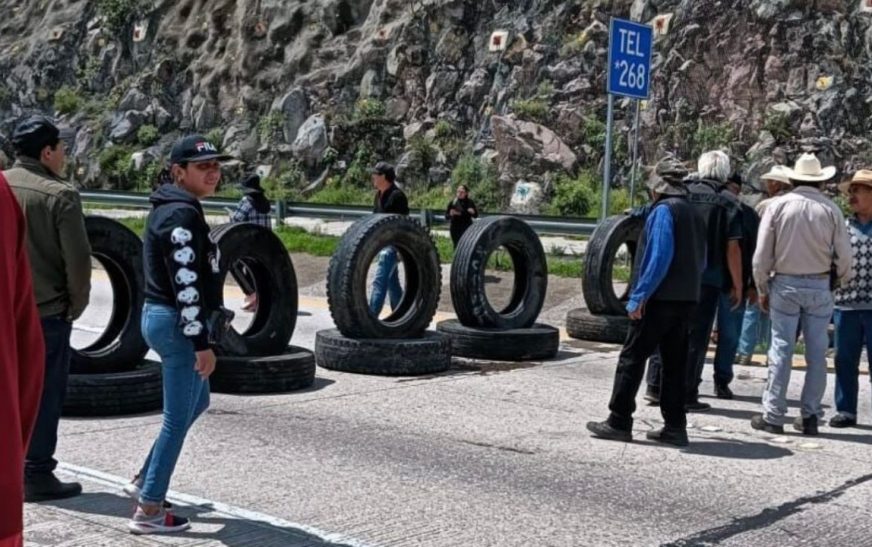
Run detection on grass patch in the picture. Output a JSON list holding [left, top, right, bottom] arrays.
[[274, 226, 340, 257], [118, 217, 146, 236]]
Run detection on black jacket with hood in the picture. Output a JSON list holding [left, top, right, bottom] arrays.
[[143, 184, 222, 351]]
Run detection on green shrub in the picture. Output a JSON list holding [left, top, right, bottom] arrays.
[[97, 0, 140, 32], [257, 113, 283, 143], [511, 98, 549, 123], [136, 124, 159, 145], [409, 185, 451, 210], [205, 128, 224, 147], [307, 179, 372, 206], [546, 171, 598, 217], [408, 135, 437, 172], [763, 111, 791, 144], [433, 120, 456, 142], [352, 98, 385, 121], [691, 120, 734, 158], [53, 86, 81, 115], [340, 144, 376, 187]]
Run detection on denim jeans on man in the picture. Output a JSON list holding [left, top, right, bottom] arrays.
[[833, 310, 872, 418], [712, 293, 746, 386], [137, 303, 210, 505], [738, 301, 770, 357], [369, 247, 402, 314], [763, 275, 833, 425], [25, 316, 72, 476]]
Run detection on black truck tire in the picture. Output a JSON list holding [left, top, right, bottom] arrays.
[[62, 362, 162, 417], [211, 223, 298, 356], [70, 216, 148, 374], [450, 216, 548, 329], [327, 214, 441, 339], [565, 309, 630, 344], [436, 319, 559, 361], [210, 347, 316, 394], [315, 329, 450, 376], [582, 214, 642, 316]]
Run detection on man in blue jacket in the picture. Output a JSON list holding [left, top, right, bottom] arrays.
[[588, 157, 706, 447]]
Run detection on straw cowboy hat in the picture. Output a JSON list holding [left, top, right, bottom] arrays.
[[838, 170, 872, 194], [760, 165, 793, 187], [786, 153, 837, 182]]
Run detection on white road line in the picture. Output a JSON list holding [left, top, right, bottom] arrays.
[[57, 462, 373, 547]]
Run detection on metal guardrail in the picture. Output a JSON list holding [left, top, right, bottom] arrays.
[[80, 190, 599, 236]]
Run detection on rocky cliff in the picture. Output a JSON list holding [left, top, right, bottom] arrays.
[[1, 0, 871, 213]]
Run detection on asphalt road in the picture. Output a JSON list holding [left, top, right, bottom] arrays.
[[29, 267, 872, 547]]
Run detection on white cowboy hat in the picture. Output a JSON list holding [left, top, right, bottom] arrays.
[[759, 165, 792, 187], [786, 153, 837, 182]]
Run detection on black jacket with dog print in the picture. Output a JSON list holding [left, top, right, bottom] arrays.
[[143, 184, 222, 351]]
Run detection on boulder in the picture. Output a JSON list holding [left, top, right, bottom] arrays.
[[509, 181, 544, 215], [109, 110, 146, 142], [491, 115, 578, 178], [117, 88, 151, 112], [271, 87, 309, 143], [291, 114, 328, 167]]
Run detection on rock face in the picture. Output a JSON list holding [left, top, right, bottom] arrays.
[[0, 0, 871, 209]]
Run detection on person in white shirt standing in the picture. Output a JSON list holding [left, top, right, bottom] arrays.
[[751, 153, 853, 435]]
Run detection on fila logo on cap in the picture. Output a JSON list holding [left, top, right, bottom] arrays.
[[196, 141, 218, 153]]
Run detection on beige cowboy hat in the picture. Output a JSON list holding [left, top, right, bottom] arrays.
[[760, 165, 792, 187], [838, 169, 872, 194], [786, 153, 837, 182]]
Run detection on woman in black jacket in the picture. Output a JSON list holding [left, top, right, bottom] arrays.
[[124, 135, 231, 535], [445, 184, 479, 247]]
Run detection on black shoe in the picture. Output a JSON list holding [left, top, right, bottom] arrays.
[[586, 421, 632, 442], [685, 399, 711, 412], [643, 387, 660, 405], [829, 414, 857, 428], [734, 353, 752, 367], [646, 427, 689, 447], [750, 414, 784, 434], [793, 415, 819, 436], [714, 383, 733, 400], [25, 473, 82, 502]]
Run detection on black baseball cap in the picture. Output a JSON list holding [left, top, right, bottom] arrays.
[[11, 115, 73, 158], [371, 161, 396, 183], [169, 134, 233, 165]]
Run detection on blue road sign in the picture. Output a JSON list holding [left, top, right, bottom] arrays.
[[607, 18, 653, 99]]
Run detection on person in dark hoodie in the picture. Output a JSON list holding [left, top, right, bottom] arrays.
[[445, 184, 479, 247], [369, 161, 409, 315], [229, 174, 272, 310], [124, 135, 231, 535]]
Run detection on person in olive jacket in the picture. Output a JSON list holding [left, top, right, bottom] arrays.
[[5, 115, 91, 503], [445, 184, 479, 247]]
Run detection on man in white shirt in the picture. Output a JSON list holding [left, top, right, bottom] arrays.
[[751, 153, 853, 435]]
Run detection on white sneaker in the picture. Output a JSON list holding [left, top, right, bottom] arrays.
[[128, 507, 191, 535], [122, 479, 141, 500]]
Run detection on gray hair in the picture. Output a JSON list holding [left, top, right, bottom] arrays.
[[697, 150, 731, 182]]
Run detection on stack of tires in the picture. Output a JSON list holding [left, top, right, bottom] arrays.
[[565, 214, 642, 344], [209, 223, 315, 394], [315, 215, 451, 375], [64, 217, 158, 417], [437, 217, 559, 362]]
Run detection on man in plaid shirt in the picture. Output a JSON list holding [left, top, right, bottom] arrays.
[[230, 175, 272, 310]]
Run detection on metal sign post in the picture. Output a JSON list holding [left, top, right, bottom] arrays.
[[603, 18, 653, 220], [629, 99, 642, 208]]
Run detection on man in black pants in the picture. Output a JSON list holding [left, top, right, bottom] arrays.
[[588, 157, 706, 447]]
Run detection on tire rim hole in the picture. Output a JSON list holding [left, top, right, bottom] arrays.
[[610, 241, 635, 303], [72, 254, 125, 353], [366, 245, 418, 325], [224, 257, 269, 336], [484, 244, 525, 317]]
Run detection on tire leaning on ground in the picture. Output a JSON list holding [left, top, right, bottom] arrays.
[[211, 223, 298, 356], [62, 362, 162, 417], [210, 347, 316, 394], [436, 319, 559, 361], [451, 216, 548, 329], [315, 329, 450, 375], [582, 214, 643, 317], [70, 216, 149, 374], [327, 214, 441, 339], [565, 309, 630, 345]]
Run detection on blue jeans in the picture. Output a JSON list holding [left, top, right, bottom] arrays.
[[833, 309, 872, 418], [763, 275, 833, 425], [368, 247, 402, 314], [137, 303, 210, 505], [738, 301, 771, 356], [712, 293, 746, 385], [25, 316, 72, 475]]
